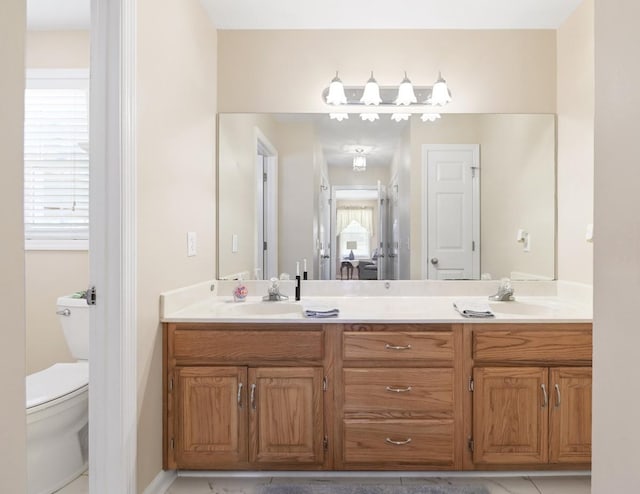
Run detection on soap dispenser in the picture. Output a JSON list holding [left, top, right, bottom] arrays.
[[233, 276, 248, 302]]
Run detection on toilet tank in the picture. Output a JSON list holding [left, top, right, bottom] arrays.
[[57, 295, 90, 360]]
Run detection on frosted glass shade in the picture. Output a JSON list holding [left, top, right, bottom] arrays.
[[421, 113, 441, 122], [429, 72, 452, 106], [360, 72, 382, 105], [360, 113, 379, 122], [391, 113, 411, 122], [395, 73, 417, 105], [329, 113, 349, 121], [326, 72, 347, 105]]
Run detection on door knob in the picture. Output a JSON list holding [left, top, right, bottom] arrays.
[[430, 257, 439, 265]]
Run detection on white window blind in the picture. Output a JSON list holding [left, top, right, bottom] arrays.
[[24, 70, 89, 250]]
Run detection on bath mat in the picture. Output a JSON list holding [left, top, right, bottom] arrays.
[[257, 483, 490, 494]]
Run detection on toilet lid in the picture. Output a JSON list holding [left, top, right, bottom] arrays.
[[26, 361, 89, 409]]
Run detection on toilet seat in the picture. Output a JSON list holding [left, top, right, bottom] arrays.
[[27, 361, 89, 410]]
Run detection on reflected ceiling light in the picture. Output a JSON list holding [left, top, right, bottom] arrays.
[[395, 71, 417, 105], [421, 113, 441, 122], [391, 113, 411, 122], [427, 72, 452, 106], [360, 113, 380, 122], [360, 71, 382, 105], [326, 71, 347, 105], [353, 155, 367, 172], [329, 112, 349, 121]]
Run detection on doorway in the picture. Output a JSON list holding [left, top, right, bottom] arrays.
[[330, 185, 387, 280], [255, 130, 278, 280]]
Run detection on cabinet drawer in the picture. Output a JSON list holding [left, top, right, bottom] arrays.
[[473, 329, 592, 363], [343, 419, 454, 466], [343, 368, 453, 418], [343, 332, 453, 362], [172, 329, 324, 362]]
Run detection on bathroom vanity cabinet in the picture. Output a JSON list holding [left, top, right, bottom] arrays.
[[468, 325, 592, 468], [164, 323, 329, 470], [336, 324, 462, 470], [163, 321, 592, 472]]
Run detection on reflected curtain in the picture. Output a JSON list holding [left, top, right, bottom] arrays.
[[336, 208, 374, 237]]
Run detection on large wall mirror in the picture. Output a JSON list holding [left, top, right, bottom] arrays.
[[217, 113, 556, 282]]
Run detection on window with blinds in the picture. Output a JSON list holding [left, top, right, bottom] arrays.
[[24, 69, 89, 250]]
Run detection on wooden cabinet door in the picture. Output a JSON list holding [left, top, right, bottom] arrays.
[[249, 367, 324, 465], [473, 367, 549, 464], [549, 367, 592, 464], [174, 366, 247, 468]]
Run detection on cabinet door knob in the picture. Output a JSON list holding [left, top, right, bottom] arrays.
[[237, 382, 243, 408], [554, 383, 561, 408], [385, 437, 412, 446], [430, 257, 439, 265]]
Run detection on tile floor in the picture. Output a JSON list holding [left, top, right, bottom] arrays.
[[56, 473, 590, 494]]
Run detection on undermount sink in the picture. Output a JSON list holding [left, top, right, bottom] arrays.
[[489, 301, 556, 316], [225, 301, 303, 316]]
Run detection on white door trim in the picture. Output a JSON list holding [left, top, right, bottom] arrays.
[[254, 127, 278, 279], [89, 0, 137, 492], [421, 144, 480, 280]]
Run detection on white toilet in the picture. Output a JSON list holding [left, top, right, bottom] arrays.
[[26, 295, 90, 494]]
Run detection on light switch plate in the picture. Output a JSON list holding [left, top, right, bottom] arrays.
[[187, 232, 197, 257]]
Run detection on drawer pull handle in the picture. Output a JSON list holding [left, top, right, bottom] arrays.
[[385, 385, 412, 393], [385, 437, 412, 446], [250, 384, 256, 410], [237, 382, 243, 408], [541, 383, 548, 408], [385, 344, 412, 351], [554, 383, 561, 408]]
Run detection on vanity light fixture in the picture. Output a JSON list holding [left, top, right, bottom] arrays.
[[360, 113, 380, 122], [427, 72, 452, 106], [391, 113, 411, 122], [323, 71, 452, 108], [329, 112, 349, 121], [353, 154, 367, 172], [360, 71, 382, 105], [421, 113, 441, 122], [395, 71, 417, 105], [326, 71, 347, 105]]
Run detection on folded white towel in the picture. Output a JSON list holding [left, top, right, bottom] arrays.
[[303, 305, 340, 318], [453, 300, 495, 318]]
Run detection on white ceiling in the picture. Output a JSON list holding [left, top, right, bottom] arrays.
[[27, 0, 583, 31]]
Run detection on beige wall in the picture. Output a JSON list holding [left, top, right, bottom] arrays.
[[478, 114, 555, 281], [218, 113, 280, 279], [0, 0, 27, 491], [557, 0, 594, 284], [409, 114, 555, 280], [218, 30, 556, 114], [25, 252, 88, 373], [25, 30, 91, 373], [136, 0, 217, 490], [277, 122, 317, 278], [26, 30, 90, 68], [593, 0, 640, 490]]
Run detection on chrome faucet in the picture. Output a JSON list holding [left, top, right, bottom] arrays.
[[263, 278, 289, 302], [489, 278, 515, 301]]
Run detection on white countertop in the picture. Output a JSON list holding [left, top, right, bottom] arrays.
[[161, 280, 592, 324]]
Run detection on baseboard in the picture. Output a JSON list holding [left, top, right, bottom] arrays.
[[143, 470, 177, 494]]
